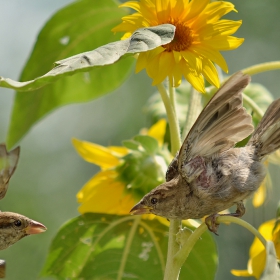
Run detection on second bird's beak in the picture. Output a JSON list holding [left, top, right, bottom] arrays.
[[130, 203, 152, 215], [25, 220, 47, 235]]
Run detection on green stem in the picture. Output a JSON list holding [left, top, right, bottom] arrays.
[[174, 216, 267, 270], [164, 219, 181, 280], [157, 83, 181, 154], [241, 61, 280, 76], [182, 88, 202, 140], [157, 81, 181, 280], [217, 216, 266, 247], [242, 93, 264, 119]]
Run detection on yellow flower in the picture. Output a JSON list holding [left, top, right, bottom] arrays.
[[73, 119, 170, 215], [231, 219, 280, 279], [112, 0, 243, 92], [252, 150, 280, 208], [252, 163, 271, 208]]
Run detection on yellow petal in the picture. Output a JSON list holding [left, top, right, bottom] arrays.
[[152, 51, 175, 84], [201, 58, 220, 88], [181, 50, 201, 72], [250, 220, 275, 258], [198, 20, 242, 38], [231, 269, 252, 277], [231, 249, 266, 279], [197, 1, 237, 27], [172, 51, 182, 64], [77, 170, 135, 215], [77, 170, 116, 202], [170, 0, 185, 19], [181, 61, 205, 93], [190, 44, 228, 72], [204, 36, 244, 51], [171, 63, 182, 87], [136, 52, 148, 73], [155, 0, 171, 23], [119, 1, 142, 12], [252, 180, 267, 208], [249, 250, 266, 279], [181, 0, 209, 22], [72, 138, 121, 169], [147, 119, 166, 146], [109, 146, 128, 156]]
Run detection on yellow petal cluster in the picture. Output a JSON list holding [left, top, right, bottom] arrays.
[[73, 120, 167, 215], [231, 219, 280, 279], [113, 0, 243, 92]]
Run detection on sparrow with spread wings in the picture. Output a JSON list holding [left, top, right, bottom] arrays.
[[130, 72, 280, 233]]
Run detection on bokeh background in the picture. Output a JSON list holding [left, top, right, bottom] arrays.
[[0, 1, 279, 279]]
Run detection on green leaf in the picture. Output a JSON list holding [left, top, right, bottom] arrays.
[[4, 0, 175, 148], [122, 140, 140, 150], [134, 135, 159, 154], [41, 213, 217, 279], [0, 24, 175, 91], [6, 0, 134, 148]]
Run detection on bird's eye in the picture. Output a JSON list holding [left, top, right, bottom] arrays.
[[151, 198, 158, 204], [14, 220, 22, 227]]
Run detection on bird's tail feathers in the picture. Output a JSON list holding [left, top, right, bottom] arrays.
[[248, 98, 280, 159]]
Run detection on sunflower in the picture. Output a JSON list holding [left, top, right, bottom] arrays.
[[73, 120, 171, 215], [112, 0, 244, 92]]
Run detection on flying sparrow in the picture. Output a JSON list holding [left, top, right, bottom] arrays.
[[130, 72, 280, 233], [0, 144, 20, 200], [0, 212, 46, 250]]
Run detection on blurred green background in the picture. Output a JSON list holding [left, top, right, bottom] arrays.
[[0, 1, 279, 279]]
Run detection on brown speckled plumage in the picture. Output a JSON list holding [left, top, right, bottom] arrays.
[[130, 72, 280, 233], [0, 212, 46, 250]]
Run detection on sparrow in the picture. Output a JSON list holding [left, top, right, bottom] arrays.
[[0, 144, 20, 200], [0, 212, 46, 250], [130, 72, 280, 233]]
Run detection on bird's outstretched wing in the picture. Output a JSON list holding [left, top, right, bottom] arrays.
[[178, 72, 254, 181], [0, 144, 20, 199]]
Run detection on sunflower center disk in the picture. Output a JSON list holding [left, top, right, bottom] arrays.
[[163, 20, 193, 52]]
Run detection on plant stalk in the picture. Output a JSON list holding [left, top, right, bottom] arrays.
[[157, 81, 182, 280], [157, 83, 181, 155], [174, 216, 267, 270], [241, 61, 280, 76]]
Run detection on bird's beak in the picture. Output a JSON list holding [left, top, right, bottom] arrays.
[[25, 220, 47, 235], [130, 203, 152, 215]]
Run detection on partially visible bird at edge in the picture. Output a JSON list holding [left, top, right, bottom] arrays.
[[0, 144, 46, 249]]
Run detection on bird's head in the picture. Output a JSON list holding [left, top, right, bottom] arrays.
[[0, 212, 47, 250], [130, 177, 189, 219]]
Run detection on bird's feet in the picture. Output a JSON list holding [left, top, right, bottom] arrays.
[[205, 201, 245, 235]]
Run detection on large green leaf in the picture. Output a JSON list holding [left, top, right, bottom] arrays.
[[6, 0, 130, 148], [4, 0, 175, 148], [41, 213, 217, 279]]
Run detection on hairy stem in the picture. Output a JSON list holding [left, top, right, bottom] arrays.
[[242, 61, 280, 76], [174, 216, 267, 269], [157, 82, 181, 280], [164, 219, 181, 280], [157, 83, 181, 155], [242, 93, 264, 119]]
